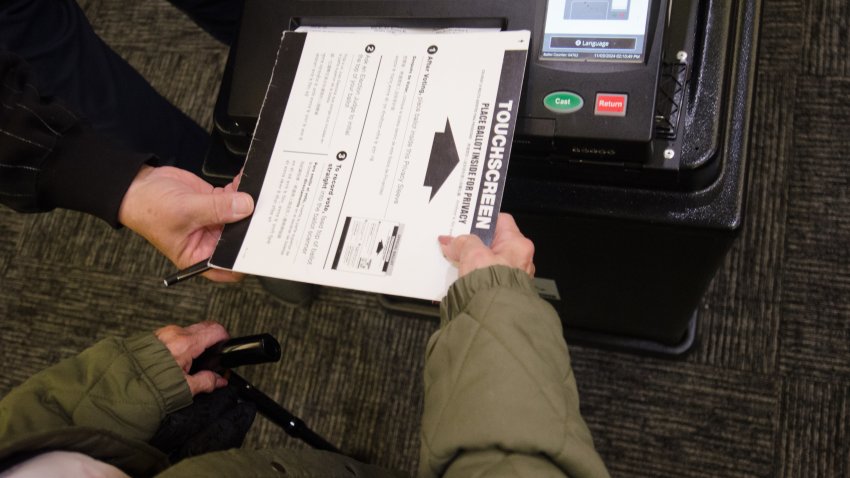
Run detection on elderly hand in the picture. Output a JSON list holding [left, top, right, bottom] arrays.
[[155, 321, 231, 396], [118, 166, 254, 282], [438, 213, 535, 278]]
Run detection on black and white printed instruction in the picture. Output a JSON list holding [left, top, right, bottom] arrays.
[[212, 28, 529, 301]]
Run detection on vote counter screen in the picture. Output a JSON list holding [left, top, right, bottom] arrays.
[[541, 0, 652, 62]]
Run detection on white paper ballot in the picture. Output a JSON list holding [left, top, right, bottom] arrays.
[[211, 29, 529, 301]]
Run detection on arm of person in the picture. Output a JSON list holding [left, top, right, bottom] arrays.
[[1, 52, 253, 282], [0, 51, 150, 223], [419, 214, 610, 478], [0, 322, 228, 444]]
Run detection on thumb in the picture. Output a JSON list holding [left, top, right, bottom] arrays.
[[185, 191, 254, 227], [186, 371, 227, 396]]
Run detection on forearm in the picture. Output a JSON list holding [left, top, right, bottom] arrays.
[[420, 266, 609, 478], [0, 51, 151, 226], [0, 333, 192, 444]]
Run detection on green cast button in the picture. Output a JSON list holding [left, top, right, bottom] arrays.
[[543, 91, 584, 114]]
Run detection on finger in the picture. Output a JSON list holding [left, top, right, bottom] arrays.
[[454, 234, 505, 276], [154, 325, 185, 360], [201, 269, 246, 283], [154, 325, 198, 371], [232, 169, 245, 191], [440, 234, 484, 264], [183, 321, 230, 359], [491, 214, 535, 272], [491, 214, 526, 248], [183, 191, 254, 228], [438, 235, 456, 262], [495, 213, 520, 235], [457, 235, 490, 263], [185, 370, 227, 396]]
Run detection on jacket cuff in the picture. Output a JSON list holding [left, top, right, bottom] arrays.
[[440, 266, 538, 324], [38, 123, 153, 228], [124, 333, 193, 414]]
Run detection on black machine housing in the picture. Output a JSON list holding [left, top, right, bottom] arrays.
[[209, 0, 761, 354]]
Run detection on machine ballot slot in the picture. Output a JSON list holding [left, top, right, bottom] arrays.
[[221, 0, 707, 191], [291, 16, 506, 31]]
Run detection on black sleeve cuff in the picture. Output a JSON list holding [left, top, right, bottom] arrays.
[[39, 122, 153, 228]]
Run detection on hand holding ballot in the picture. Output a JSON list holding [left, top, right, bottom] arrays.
[[119, 166, 254, 283], [208, 29, 530, 300], [439, 213, 535, 278]]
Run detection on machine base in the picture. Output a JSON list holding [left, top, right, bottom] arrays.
[[377, 294, 698, 356]]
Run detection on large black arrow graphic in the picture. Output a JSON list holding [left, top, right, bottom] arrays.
[[423, 119, 460, 201]]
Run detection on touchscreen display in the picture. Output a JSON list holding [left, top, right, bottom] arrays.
[[541, 0, 652, 62]]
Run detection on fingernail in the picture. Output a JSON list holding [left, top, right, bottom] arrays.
[[232, 194, 253, 216], [438, 235, 452, 245]]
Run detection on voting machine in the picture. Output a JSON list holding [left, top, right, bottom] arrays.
[[206, 0, 762, 354]]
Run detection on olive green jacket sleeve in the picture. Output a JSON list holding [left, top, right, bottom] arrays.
[[0, 333, 192, 444], [419, 266, 609, 478]]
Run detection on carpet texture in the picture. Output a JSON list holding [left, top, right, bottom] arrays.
[[1, 1, 848, 476]]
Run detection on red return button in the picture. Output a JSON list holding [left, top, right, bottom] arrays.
[[594, 93, 628, 117]]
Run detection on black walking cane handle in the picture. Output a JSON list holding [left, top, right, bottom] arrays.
[[191, 333, 281, 374]]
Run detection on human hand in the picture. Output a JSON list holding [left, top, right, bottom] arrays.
[[118, 166, 254, 282], [438, 213, 535, 278], [155, 321, 231, 396]]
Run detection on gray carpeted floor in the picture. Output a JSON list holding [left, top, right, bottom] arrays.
[[1, 1, 848, 476]]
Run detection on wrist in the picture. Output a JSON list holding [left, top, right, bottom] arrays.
[[117, 165, 155, 230], [118, 164, 154, 229], [441, 266, 538, 322], [125, 333, 193, 414]]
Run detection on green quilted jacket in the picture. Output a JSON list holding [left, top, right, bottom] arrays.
[[0, 266, 608, 477]]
